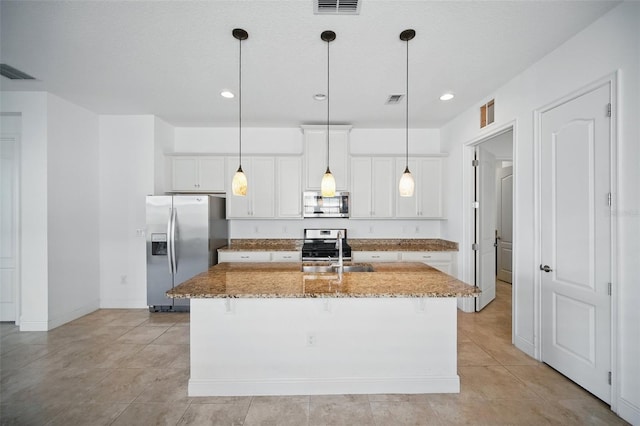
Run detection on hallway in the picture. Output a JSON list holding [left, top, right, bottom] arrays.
[[0, 282, 628, 425]]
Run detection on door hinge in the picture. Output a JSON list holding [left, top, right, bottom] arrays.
[[607, 103, 612, 118], [607, 192, 612, 207], [472, 243, 479, 251], [608, 371, 612, 385], [472, 201, 479, 209], [608, 282, 612, 296], [472, 159, 479, 167]]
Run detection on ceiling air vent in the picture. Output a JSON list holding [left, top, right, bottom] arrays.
[[0, 64, 36, 80], [315, 0, 361, 15], [386, 94, 404, 105]]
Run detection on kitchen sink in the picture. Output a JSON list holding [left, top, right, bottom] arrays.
[[301, 264, 375, 273]]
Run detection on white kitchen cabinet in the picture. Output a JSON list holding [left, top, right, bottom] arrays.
[[169, 156, 225, 192], [395, 157, 445, 219], [352, 251, 400, 262], [276, 157, 303, 218], [226, 156, 275, 219], [302, 125, 350, 191], [400, 251, 457, 275], [350, 157, 394, 218], [218, 251, 301, 263], [271, 251, 301, 262], [218, 251, 272, 262]]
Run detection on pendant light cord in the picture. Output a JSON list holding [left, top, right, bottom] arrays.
[[405, 37, 409, 170], [238, 36, 243, 168], [326, 37, 330, 172]]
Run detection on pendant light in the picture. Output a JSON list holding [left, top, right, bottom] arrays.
[[399, 29, 416, 197], [231, 28, 248, 196], [320, 30, 336, 197]]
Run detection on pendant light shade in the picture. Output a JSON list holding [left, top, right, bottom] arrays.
[[399, 29, 415, 197], [320, 30, 336, 197], [231, 28, 248, 196]]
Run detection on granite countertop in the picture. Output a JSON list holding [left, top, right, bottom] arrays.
[[167, 262, 478, 299], [218, 238, 458, 252]]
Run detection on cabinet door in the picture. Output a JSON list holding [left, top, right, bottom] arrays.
[[372, 158, 394, 217], [305, 129, 326, 191], [277, 157, 302, 218], [350, 158, 372, 218], [352, 251, 399, 262], [197, 157, 226, 192], [304, 128, 349, 191], [172, 157, 199, 191], [417, 158, 444, 218], [218, 251, 272, 262], [395, 158, 420, 218], [226, 157, 251, 218], [251, 157, 276, 218]]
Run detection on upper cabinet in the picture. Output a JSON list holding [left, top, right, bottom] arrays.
[[168, 156, 225, 192], [395, 157, 445, 219], [302, 125, 351, 191], [350, 157, 395, 218], [276, 157, 303, 218], [226, 156, 276, 219]]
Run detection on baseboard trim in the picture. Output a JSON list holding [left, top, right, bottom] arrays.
[[188, 375, 460, 397], [99, 298, 147, 309], [617, 397, 640, 425], [47, 299, 100, 330], [514, 335, 537, 360]]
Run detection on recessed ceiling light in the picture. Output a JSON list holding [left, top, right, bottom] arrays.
[[221, 90, 235, 99], [440, 93, 455, 101], [314, 93, 327, 101]]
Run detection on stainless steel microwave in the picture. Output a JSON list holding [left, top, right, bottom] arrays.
[[303, 192, 350, 218]]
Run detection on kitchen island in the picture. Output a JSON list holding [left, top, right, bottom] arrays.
[[168, 262, 478, 397]]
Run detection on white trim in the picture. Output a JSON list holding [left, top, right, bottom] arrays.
[[533, 72, 619, 410], [617, 398, 640, 426], [18, 320, 48, 331], [99, 298, 147, 309], [47, 299, 99, 330], [189, 376, 460, 397]]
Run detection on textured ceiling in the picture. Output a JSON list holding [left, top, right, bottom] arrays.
[[0, 1, 619, 128]]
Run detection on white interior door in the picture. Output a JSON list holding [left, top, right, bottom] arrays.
[[540, 83, 611, 403], [475, 147, 496, 311], [496, 166, 513, 283], [0, 136, 18, 321]]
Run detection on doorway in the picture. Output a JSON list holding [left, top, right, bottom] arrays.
[[1, 114, 21, 323], [473, 129, 514, 312]]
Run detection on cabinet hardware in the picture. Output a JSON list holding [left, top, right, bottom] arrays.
[[539, 264, 553, 272]]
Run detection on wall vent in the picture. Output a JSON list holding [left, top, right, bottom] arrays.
[[0, 64, 36, 80], [315, 0, 361, 15], [386, 94, 404, 105]]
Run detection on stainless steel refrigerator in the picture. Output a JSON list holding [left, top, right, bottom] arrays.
[[146, 195, 228, 311]]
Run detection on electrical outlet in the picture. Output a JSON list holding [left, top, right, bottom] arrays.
[[415, 226, 420, 234], [120, 275, 128, 285], [306, 333, 316, 347]]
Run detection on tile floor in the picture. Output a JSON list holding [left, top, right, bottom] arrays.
[[0, 281, 628, 425]]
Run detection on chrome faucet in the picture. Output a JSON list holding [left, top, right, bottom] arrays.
[[331, 231, 344, 275]]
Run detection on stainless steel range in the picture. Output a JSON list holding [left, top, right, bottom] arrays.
[[301, 228, 352, 261]]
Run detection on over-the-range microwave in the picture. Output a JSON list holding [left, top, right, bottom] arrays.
[[303, 191, 350, 218]]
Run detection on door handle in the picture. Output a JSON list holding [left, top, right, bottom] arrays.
[[539, 264, 553, 272], [166, 208, 173, 275]]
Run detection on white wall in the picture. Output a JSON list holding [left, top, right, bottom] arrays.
[[46, 94, 100, 328], [440, 3, 639, 423], [99, 115, 155, 308], [0, 92, 49, 331]]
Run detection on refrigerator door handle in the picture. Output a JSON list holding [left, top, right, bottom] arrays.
[[170, 207, 178, 274], [166, 208, 173, 275]]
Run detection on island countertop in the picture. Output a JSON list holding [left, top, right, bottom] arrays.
[[168, 262, 479, 299]]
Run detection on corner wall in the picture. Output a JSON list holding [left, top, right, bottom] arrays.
[[440, 3, 639, 422], [46, 94, 100, 328]]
